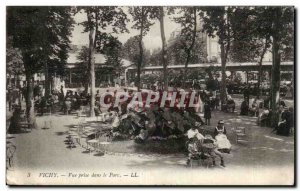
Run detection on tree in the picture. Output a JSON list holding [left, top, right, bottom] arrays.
[[230, 7, 272, 98], [201, 7, 233, 105], [129, 6, 155, 91], [268, 7, 294, 127], [158, 7, 168, 90], [7, 7, 74, 128], [243, 7, 294, 126], [122, 36, 149, 67], [6, 37, 24, 88], [172, 7, 199, 87], [148, 7, 169, 90], [76, 6, 128, 116], [164, 35, 207, 66], [76, 46, 90, 94], [102, 35, 123, 71]]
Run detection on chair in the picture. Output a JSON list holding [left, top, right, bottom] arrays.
[[186, 140, 214, 168], [66, 132, 77, 149], [188, 153, 213, 168], [87, 131, 100, 154], [6, 142, 16, 169], [234, 126, 247, 143]]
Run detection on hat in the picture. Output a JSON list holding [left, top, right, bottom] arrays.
[[218, 120, 225, 124]]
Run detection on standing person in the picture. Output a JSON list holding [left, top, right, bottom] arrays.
[[214, 93, 220, 110], [95, 90, 100, 102], [249, 98, 259, 117], [243, 84, 250, 106], [204, 101, 211, 125], [7, 86, 12, 111], [59, 85, 65, 112]]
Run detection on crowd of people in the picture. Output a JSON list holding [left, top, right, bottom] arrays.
[[240, 89, 294, 136], [7, 77, 294, 167]]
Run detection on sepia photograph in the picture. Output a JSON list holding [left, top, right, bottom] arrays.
[[5, 5, 295, 186]]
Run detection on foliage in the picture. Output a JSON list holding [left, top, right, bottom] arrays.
[[129, 6, 158, 90], [7, 7, 74, 76], [201, 7, 233, 62], [171, 7, 201, 71], [7, 6, 74, 126], [122, 36, 149, 67], [129, 7, 156, 36], [6, 37, 24, 78], [102, 35, 123, 72], [200, 6, 233, 104], [75, 6, 129, 116]]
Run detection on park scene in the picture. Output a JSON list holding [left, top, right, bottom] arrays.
[[6, 6, 294, 185]]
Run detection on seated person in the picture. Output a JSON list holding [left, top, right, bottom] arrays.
[[277, 106, 293, 136], [240, 100, 249, 115], [8, 107, 22, 133], [258, 107, 271, 127], [202, 135, 226, 167], [223, 96, 235, 113], [187, 124, 205, 140], [249, 98, 259, 116], [215, 133, 231, 154], [186, 124, 205, 165], [214, 120, 227, 138], [213, 121, 231, 154]]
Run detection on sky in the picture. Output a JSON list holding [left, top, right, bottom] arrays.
[[70, 7, 181, 51]]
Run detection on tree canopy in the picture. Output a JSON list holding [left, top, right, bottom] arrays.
[[7, 7, 74, 76]]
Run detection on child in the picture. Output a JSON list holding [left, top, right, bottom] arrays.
[[215, 94, 220, 110], [204, 101, 211, 125]]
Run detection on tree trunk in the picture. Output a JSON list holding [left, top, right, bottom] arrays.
[[84, 62, 90, 95], [84, 77, 89, 95], [137, 39, 143, 91], [159, 7, 168, 91], [88, 11, 95, 117], [44, 62, 51, 97], [220, 41, 227, 105], [219, 8, 230, 107], [137, 8, 145, 92], [183, 7, 197, 89], [270, 8, 282, 128], [257, 36, 270, 99], [25, 71, 37, 129]]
